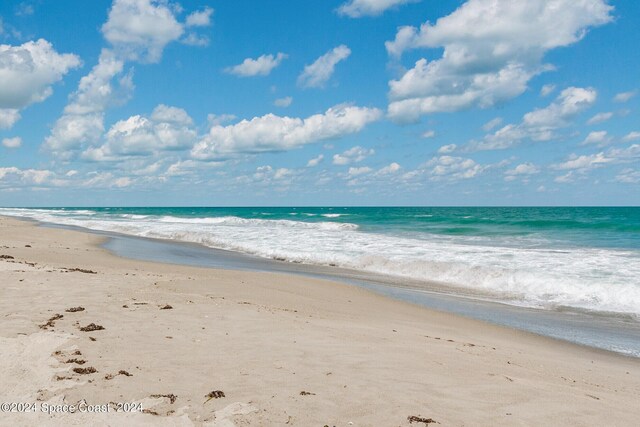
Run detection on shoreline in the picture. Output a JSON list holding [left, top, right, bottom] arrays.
[[1, 216, 639, 425], [28, 216, 640, 358]]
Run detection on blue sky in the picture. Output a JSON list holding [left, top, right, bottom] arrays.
[[0, 0, 638, 206]]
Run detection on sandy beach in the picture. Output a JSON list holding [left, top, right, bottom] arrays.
[[0, 215, 638, 426]]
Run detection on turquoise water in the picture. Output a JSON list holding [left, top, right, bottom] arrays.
[[2, 206, 640, 316]]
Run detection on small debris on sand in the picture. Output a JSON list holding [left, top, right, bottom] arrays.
[[105, 370, 133, 380], [89, 337, 96, 341], [0, 255, 15, 259], [65, 268, 97, 274], [40, 314, 63, 329], [160, 304, 173, 310], [299, 391, 315, 396], [204, 390, 225, 403], [151, 394, 177, 404], [73, 367, 97, 375], [65, 358, 86, 365], [25, 245, 31, 248], [408, 415, 436, 424], [79, 323, 104, 332], [65, 306, 85, 313]]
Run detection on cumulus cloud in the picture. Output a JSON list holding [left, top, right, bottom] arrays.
[[580, 130, 612, 147], [0, 109, 20, 129], [622, 131, 640, 142], [298, 45, 351, 88], [0, 167, 55, 187], [306, 154, 324, 167], [482, 117, 503, 132], [82, 104, 196, 161], [274, 96, 293, 107], [45, 0, 205, 157], [540, 84, 556, 97], [348, 166, 372, 176], [421, 130, 435, 138], [465, 87, 597, 151], [377, 162, 401, 175], [192, 105, 382, 159], [385, 0, 612, 122], [225, 53, 287, 77], [2, 137, 22, 148], [504, 162, 539, 181], [44, 49, 131, 155], [425, 155, 483, 180], [587, 111, 613, 125], [615, 168, 640, 184], [101, 0, 184, 63], [185, 7, 213, 27], [0, 39, 80, 128], [337, 0, 418, 17], [332, 145, 375, 165], [613, 91, 636, 103], [437, 144, 456, 154]]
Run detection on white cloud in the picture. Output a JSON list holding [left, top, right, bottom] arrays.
[[613, 91, 636, 103], [587, 111, 613, 125], [2, 137, 22, 148], [482, 117, 503, 132], [615, 168, 640, 184], [580, 130, 612, 147], [466, 87, 597, 151], [426, 155, 483, 180], [348, 166, 372, 176], [622, 131, 640, 142], [306, 154, 324, 167], [386, 0, 612, 122], [181, 33, 209, 47], [0, 167, 55, 186], [44, 49, 130, 154], [225, 53, 287, 77], [0, 39, 80, 128], [82, 104, 196, 161], [421, 130, 435, 138], [298, 45, 351, 88], [377, 162, 401, 175], [192, 105, 381, 159], [337, 0, 418, 17], [274, 96, 293, 107], [540, 84, 556, 97], [186, 7, 213, 27], [505, 162, 539, 176], [437, 144, 456, 154], [0, 109, 20, 129], [101, 0, 184, 63], [552, 152, 612, 170], [332, 145, 375, 165]]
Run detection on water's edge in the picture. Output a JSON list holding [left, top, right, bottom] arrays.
[[31, 218, 640, 359]]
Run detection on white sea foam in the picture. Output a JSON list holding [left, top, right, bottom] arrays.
[[2, 208, 640, 316]]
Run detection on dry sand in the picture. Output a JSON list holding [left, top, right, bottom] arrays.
[[0, 216, 638, 426]]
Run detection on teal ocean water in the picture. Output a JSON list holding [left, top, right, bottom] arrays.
[[2, 206, 639, 316]]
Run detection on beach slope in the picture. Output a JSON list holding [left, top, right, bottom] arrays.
[[0, 216, 638, 426]]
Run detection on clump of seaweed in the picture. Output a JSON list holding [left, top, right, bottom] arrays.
[[151, 394, 177, 404], [40, 314, 63, 329], [66, 307, 85, 313], [204, 390, 225, 403], [73, 367, 97, 375], [79, 323, 104, 332], [408, 415, 437, 424]]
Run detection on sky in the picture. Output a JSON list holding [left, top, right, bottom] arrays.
[[0, 0, 638, 206]]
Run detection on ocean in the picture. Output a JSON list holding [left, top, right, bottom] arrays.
[[2, 206, 639, 319]]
